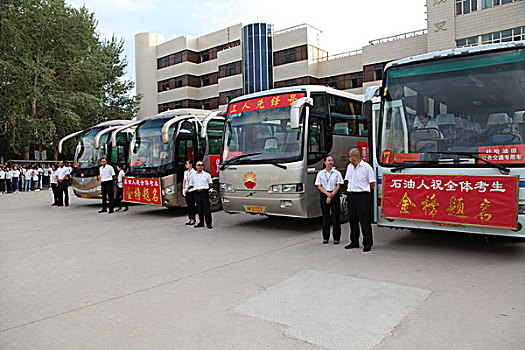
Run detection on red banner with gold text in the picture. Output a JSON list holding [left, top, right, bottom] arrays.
[[123, 177, 163, 206], [382, 174, 519, 229], [227, 93, 306, 116]]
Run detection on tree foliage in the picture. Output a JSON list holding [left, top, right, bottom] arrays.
[[0, 0, 139, 160]]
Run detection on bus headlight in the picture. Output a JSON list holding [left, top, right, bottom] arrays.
[[519, 205, 525, 215], [220, 183, 235, 192], [270, 185, 280, 193], [271, 184, 303, 193], [162, 184, 176, 195]]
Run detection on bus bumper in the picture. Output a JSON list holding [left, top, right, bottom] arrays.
[[220, 191, 309, 218]]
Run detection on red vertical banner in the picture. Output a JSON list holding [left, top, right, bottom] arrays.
[[357, 141, 369, 163], [123, 177, 163, 206], [382, 174, 519, 229], [209, 155, 220, 177]]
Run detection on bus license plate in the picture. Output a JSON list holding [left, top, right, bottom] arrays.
[[245, 205, 264, 214]]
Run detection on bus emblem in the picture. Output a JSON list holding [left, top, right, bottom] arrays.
[[244, 172, 256, 189]]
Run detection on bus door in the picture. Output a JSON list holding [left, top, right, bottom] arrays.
[[175, 120, 196, 201]]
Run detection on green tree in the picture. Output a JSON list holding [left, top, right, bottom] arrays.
[[0, 0, 139, 161]]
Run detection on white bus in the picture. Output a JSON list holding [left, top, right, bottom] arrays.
[[219, 85, 367, 218], [58, 120, 133, 199], [118, 109, 224, 209], [366, 41, 525, 237]]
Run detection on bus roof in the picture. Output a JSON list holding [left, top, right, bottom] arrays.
[[228, 85, 364, 105], [93, 120, 133, 128], [146, 108, 212, 122], [384, 41, 524, 71]]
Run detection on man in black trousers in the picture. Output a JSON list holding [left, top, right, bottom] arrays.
[[97, 157, 116, 214], [56, 161, 70, 207], [344, 148, 376, 252], [187, 161, 213, 229]]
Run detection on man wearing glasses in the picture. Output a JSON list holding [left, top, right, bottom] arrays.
[[187, 161, 213, 229]]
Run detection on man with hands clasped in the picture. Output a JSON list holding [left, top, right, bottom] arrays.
[[315, 154, 344, 245]]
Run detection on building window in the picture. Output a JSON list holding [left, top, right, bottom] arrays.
[[456, 36, 479, 47], [456, 0, 478, 15], [483, 0, 519, 8], [273, 45, 308, 66], [201, 52, 210, 63], [373, 69, 383, 81], [481, 26, 524, 44]]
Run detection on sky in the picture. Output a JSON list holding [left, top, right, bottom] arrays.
[[66, 0, 428, 94]]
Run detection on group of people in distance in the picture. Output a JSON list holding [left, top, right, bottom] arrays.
[[315, 148, 376, 253], [0, 163, 69, 194]]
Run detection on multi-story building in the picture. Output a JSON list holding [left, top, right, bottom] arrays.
[[135, 0, 524, 119]]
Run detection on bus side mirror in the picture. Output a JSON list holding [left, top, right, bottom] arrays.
[[363, 101, 372, 122], [290, 97, 313, 129]]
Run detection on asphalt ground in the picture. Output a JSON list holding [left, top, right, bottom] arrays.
[[0, 189, 524, 349]]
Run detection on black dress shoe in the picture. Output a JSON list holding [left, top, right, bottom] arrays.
[[334, 241, 340, 245], [363, 247, 372, 253], [108, 211, 114, 214], [344, 244, 359, 249], [207, 226, 212, 229], [194, 224, 204, 228], [322, 240, 329, 244], [98, 209, 107, 213], [123, 207, 129, 212]]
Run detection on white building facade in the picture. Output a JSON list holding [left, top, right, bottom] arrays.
[[135, 0, 524, 119]]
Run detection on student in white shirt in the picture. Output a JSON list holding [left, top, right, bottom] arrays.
[[344, 148, 376, 252], [0, 167, 5, 194], [315, 155, 344, 244], [50, 165, 59, 206], [24, 167, 32, 191], [56, 161, 70, 206], [115, 164, 128, 212], [5, 167, 13, 193], [97, 157, 116, 213], [187, 161, 213, 229], [182, 159, 197, 225], [12, 166, 20, 193], [32, 166, 39, 191]]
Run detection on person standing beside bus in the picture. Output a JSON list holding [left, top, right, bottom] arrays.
[[115, 164, 128, 212], [188, 161, 213, 229], [50, 165, 59, 206], [56, 161, 70, 206], [97, 157, 115, 214], [315, 155, 344, 244], [344, 148, 376, 252], [182, 159, 197, 226]]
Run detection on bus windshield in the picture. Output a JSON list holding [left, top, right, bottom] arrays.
[[223, 104, 304, 164], [379, 48, 525, 166], [130, 118, 176, 169], [74, 128, 107, 169]]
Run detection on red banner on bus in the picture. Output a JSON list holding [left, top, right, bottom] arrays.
[[123, 177, 163, 206], [382, 174, 519, 229], [226, 93, 306, 116], [478, 144, 525, 164]]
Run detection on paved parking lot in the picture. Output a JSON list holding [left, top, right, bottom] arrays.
[[1, 190, 524, 349]]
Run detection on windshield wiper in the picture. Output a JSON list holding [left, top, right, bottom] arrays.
[[131, 166, 163, 177], [269, 162, 287, 169], [219, 152, 262, 170], [428, 151, 510, 174], [391, 160, 439, 172]]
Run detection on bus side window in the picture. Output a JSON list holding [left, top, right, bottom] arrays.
[[329, 96, 362, 136], [206, 120, 224, 155], [308, 93, 331, 164]]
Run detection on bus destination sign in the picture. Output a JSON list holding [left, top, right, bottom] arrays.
[[382, 173, 519, 229], [123, 177, 163, 206], [226, 93, 306, 116]]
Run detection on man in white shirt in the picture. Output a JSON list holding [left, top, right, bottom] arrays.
[[187, 161, 213, 229], [56, 161, 70, 206], [97, 157, 116, 213], [12, 166, 20, 193], [50, 165, 59, 206], [344, 148, 376, 252]]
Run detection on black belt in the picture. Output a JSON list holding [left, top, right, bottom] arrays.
[[347, 191, 369, 194], [196, 189, 208, 192]]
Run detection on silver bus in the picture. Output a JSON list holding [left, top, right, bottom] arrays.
[[118, 109, 224, 210], [58, 120, 133, 199], [219, 85, 367, 218], [365, 41, 525, 237]]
